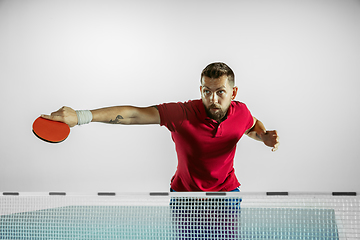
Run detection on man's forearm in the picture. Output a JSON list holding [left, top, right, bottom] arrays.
[[246, 118, 266, 141], [91, 105, 160, 125], [246, 118, 280, 151], [91, 106, 137, 124]]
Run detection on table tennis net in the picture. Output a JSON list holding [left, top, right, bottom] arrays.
[[1, 192, 359, 239]]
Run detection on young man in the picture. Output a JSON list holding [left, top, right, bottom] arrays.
[[42, 62, 279, 192]]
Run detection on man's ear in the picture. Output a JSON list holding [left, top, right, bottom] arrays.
[[231, 86, 238, 100]]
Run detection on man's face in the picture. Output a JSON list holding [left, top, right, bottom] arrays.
[[200, 75, 238, 122]]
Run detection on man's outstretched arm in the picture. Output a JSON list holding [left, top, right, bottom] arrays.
[[245, 117, 280, 152], [41, 105, 160, 127]]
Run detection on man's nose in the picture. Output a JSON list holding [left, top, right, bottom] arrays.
[[210, 93, 218, 103]]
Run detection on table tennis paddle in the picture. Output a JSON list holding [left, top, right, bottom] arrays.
[[32, 117, 70, 143]]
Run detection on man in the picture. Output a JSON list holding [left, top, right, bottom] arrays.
[[42, 62, 279, 192]]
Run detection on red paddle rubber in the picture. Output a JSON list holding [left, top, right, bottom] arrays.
[[32, 117, 70, 143]]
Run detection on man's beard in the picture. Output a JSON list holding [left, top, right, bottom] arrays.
[[205, 103, 227, 122]]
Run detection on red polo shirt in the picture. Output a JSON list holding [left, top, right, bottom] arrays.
[[157, 99, 253, 192]]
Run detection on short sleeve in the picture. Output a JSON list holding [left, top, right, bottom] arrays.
[[244, 104, 254, 131], [231, 101, 254, 132], [157, 102, 186, 132]]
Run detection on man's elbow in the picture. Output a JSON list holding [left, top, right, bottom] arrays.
[[245, 117, 257, 135]]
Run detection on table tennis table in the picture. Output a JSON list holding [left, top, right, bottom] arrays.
[[1, 192, 359, 239]]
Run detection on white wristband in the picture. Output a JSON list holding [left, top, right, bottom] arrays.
[[76, 110, 93, 125]]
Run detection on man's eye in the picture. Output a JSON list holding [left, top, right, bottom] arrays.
[[217, 90, 224, 95], [204, 90, 211, 94]]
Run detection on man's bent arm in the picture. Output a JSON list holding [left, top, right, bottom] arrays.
[[245, 117, 265, 141], [245, 117, 280, 152]]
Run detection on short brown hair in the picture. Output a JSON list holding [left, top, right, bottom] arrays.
[[200, 62, 235, 86]]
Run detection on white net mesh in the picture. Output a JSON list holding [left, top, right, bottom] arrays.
[[1, 192, 359, 239]]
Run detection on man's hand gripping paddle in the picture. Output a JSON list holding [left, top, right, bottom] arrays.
[[32, 116, 70, 143]]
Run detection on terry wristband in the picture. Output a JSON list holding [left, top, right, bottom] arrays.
[[76, 110, 93, 125]]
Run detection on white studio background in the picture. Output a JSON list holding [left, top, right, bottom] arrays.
[[0, 0, 359, 193]]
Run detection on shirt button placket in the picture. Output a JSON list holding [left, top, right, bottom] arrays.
[[215, 124, 222, 137]]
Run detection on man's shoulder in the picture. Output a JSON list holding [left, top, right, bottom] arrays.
[[157, 99, 202, 114], [183, 99, 202, 106], [157, 99, 204, 129], [231, 100, 248, 108], [176, 99, 201, 105], [159, 99, 202, 108], [229, 101, 251, 117]]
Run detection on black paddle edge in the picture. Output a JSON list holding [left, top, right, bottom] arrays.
[[32, 130, 67, 143]]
